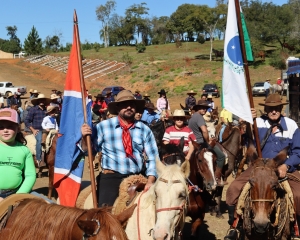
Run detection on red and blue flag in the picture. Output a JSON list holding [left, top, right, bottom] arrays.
[[54, 20, 91, 207]]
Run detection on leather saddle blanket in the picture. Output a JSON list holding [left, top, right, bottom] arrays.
[[112, 174, 147, 215], [43, 129, 58, 153]]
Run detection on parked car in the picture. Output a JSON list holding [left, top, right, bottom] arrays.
[[0, 82, 27, 97], [252, 82, 265, 96], [202, 84, 220, 97], [101, 86, 125, 96], [19, 51, 26, 57]]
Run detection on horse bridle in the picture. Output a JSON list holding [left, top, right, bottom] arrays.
[[161, 152, 183, 164]]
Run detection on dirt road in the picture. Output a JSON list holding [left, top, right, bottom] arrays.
[[0, 58, 287, 240]]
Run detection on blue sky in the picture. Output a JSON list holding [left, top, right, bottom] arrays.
[[0, 0, 287, 47]]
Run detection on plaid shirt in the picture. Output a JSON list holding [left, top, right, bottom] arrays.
[[24, 105, 46, 130], [94, 117, 158, 176]]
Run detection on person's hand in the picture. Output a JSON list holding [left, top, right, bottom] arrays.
[[277, 164, 288, 178], [251, 108, 257, 119], [144, 176, 156, 192], [32, 129, 39, 136], [81, 124, 92, 137]]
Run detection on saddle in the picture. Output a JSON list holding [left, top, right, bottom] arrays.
[[43, 129, 58, 153], [0, 194, 41, 231], [112, 175, 147, 216]]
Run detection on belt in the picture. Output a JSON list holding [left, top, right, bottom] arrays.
[[102, 169, 116, 174], [0, 189, 17, 194]]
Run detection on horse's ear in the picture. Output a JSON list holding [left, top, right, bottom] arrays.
[[77, 219, 99, 236], [179, 137, 184, 152], [115, 204, 137, 227], [181, 160, 190, 178], [156, 158, 166, 175], [273, 146, 289, 167], [247, 142, 258, 165]]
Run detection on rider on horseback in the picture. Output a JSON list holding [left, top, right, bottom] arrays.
[[224, 94, 300, 240]]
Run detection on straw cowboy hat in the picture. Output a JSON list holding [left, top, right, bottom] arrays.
[[32, 90, 40, 94], [145, 103, 156, 110], [207, 94, 213, 99], [203, 112, 211, 122], [158, 89, 167, 95], [46, 106, 58, 113], [144, 93, 150, 97], [7, 92, 14, 98], [192, 100, 210, 111], [258, 94, 288, 107], [187, 90, 197, 95], [29, 89, 33, 93], [31, 94, 51, 105], [108, 90, 145, 115], [169, 109, 190, 119], [50, 94, 60, 100]]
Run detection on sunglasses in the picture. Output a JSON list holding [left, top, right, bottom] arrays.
[[174, 117, 185, 121]]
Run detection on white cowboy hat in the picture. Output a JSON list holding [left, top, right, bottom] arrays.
[[168, 109, 190, 119], [108, 90, 145, 115], [50, 94, 60, 100], [31, 94, 51, 105], [32, 90, 40, 94]]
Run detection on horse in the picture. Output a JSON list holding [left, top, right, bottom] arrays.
[[0, 197, 136, 240], [148, 119, 173, 151], [124, 159, 190, 240], [270, 84, 284, 97], [237, 145, 291, 240], [212, 48, 224, 61]]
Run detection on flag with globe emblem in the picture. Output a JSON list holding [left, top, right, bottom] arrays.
[[222, 0, 253, 124]]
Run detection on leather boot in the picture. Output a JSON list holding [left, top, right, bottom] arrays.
[[224, 205, 239, 240], [215, 166, 226, 186]]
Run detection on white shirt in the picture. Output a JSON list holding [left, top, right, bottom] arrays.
[[41, 116, 58, 130]]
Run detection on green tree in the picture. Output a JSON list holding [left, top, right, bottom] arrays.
[[108, 14, 134, 45], [0, 26, 21, 53], [44, 35, 60, 52], [151, 16, 172, 44], [24, 26, 43, 55], [96, 0, 116, 48]]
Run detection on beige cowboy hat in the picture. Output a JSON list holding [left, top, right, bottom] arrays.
[[7, 92, 14, 98], [258, 94, 288, 107], [29, 89, 34, 93], [46, 106, 58, 113], [207, 94, 213, 99], [192, 100, 210, 110], [32, 90, 40, 94], [203, 112, 211, 122], [187, 90, 197, 95], [50, 94, 60, 100], [108, 90, 145, 115], [31, 94, 52, 105], [168, 109, 190, 119], [144, 93, 150, 97]]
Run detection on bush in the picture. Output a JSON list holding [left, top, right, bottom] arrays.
[[122, 52, 133, 65], [136, 43, 146, 53], [269, 51, 287, 70], [197, 35, 205, 44], [94, 43, 101, 52]]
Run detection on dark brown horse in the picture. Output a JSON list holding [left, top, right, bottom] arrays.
[[212, 48, 224, 61], [240, 145, 291, 240], [0, 198, 136, 240]]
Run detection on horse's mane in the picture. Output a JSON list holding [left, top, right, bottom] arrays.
[[222, 126, 240, 143], [3, 199, 127, 240]]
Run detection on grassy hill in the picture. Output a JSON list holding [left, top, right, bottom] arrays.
[[36, 40, 284, 101]]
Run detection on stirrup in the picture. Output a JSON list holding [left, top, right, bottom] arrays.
[[224, 227, 240, 240]]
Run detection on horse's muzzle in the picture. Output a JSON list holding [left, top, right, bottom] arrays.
[[253, 220, 270, 234]]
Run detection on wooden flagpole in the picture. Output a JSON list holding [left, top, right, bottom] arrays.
[[73, 10, 98, 208], [234, 0, 262, 157]]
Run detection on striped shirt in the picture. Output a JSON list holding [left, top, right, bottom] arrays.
[[163, 126, 196, 153], [94, 117, 158, 176], [256, 116, 300, 172]]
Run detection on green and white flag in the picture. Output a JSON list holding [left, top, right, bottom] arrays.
[[222, 0, 253, 124]]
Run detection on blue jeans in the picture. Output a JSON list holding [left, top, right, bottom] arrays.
[[35, 130, 42, 161], [219, 124, 226, 142]]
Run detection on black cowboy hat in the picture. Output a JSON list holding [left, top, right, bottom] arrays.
[[192, 100, 210, 111], [158, 89, 167, 95], [108, 90, 145, 115], [94, 93, 105, 99]]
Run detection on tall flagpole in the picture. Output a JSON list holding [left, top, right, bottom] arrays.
[[73, 10, 98, 208], [234, 0, 262, 157]]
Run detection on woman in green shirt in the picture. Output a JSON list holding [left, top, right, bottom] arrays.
[[0, 108, 36, 201]]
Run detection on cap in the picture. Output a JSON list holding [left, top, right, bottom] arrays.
[[0, 108, 19, 124]]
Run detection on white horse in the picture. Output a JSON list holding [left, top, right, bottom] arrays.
[[270, 82, 284, 97], [125, 160, 190, 240]]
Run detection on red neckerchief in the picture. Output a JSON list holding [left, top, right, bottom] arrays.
[[118, 116, 134, 157]]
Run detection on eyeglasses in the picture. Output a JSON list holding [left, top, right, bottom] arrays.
[[174, 117, 185, 121], [265, 106, 282, 112]]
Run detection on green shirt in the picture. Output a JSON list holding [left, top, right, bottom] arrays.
[[0, 141, 36, 193]]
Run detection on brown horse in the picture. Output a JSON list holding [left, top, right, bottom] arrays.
[[239, 145, 291, 240], [212, 48, 224, 61], [0, 198, 136, 240]]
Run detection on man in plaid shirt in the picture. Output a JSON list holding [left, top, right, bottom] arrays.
[[81, 90, 158, 207], [24, 94, 51, 167]]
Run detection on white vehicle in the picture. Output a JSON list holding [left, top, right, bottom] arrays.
[[0, 82, 27, 97], [252, 82, 265, 96], [19, 51, 26, 56]]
